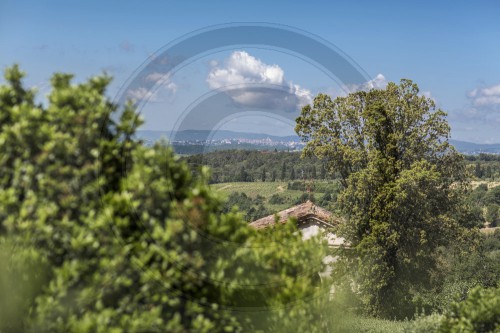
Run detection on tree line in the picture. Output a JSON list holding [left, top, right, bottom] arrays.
[[184, 150, 337, 183]]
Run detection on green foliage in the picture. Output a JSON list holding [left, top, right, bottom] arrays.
[[319, 287, 411, 333], [465, 155, 500, 181], [469, 185, 500, 226], [294, 192, 315, 204], [413, 231, 500, 314], [183, 150, 330, 184], [438, 287, 500, 333], [268, 193, 285, 205], [404, 314, 444, 333], [0, 239, 50, 333], [407, 287, 500, 333], [222, 191, 271, 221], [485, 186, 500, 206], [468, 184, 489, 206], [287, 180, 340, 193], [297, 79, 478, 318], [213, 180, 339, 220], [486, 204, 500, 226], [0, 66, 329, 332]]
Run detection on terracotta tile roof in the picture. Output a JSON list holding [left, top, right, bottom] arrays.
[[249, 200, 341, 229]]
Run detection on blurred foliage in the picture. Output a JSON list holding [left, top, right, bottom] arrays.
[[0, 239, 50, 332], [403, 287, 500, 333], [439, 287, 500, 333], [221, 192, 271, 222], [0, 65, 329, 332]]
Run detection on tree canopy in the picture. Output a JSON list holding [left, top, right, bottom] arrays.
[[296, 80, 481, 318]]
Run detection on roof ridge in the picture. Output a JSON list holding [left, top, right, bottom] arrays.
[[248, 201, 337, 229]]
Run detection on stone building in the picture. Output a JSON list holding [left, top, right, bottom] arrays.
[[249, 200, 346, 248]]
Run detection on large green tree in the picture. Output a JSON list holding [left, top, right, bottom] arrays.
[[0, 66, 328, 332], [296, 79, 480, 318]]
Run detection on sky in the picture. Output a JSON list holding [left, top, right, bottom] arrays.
[[1, 0, 500, 143]]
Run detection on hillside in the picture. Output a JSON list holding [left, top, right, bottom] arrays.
[[137, 130, 500, 155]]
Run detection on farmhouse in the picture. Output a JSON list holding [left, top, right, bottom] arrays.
[[249, 200, 346, 248]]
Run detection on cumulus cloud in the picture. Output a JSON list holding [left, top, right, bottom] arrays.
[[145, 72, 177, 94], [340, 73, 388, 93], [448, 82, 500, 142], [207, 51, 312, 111], [126, 87, 160, 102], [126, 71, 178, 103], [347, 75, 435, 103], [361, 73, 388, 90], [468, 84, 500, 107]]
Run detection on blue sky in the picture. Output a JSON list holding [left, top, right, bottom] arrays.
[[1, 0, 500, 143]]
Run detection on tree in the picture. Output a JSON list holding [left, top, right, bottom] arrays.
[[261, 167, 266, 182], [486, 165, 493, 179], [290, 167, 296, 180], [281, 161, 287, 181], [475, 162, 484, 178], [238, 166, 251, 182], [486, 204, 500, 227], [271, 170, 277, 182], [296, 79, 478, 318], [0, 66, 329, 332], [320, 164, 327, 180], [484, 186, 500, 205]]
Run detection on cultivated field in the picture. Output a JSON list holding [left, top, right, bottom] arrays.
[[212, 181, 335, 213]]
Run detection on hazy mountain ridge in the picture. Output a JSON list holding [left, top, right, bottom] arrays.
[[137, 130, 300, 142], [137, 130, 500, 154]]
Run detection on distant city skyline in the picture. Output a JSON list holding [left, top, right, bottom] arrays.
[[1, 1, 499, 143]]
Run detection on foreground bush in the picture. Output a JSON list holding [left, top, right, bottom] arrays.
[[0, 66, 328, 332], [439, 287, 500, 333], [406, 287, 500, 333]]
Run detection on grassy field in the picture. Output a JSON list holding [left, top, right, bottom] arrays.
[[212, 181, 291, 198], [211, 181, 332, 213], [471, 180, 500, 189]]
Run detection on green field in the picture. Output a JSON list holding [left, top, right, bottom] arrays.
[[212, 181, 336, 214]]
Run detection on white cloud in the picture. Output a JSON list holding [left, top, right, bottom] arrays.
[[468, 84, 500, 107], [207, 51, 312, 111], [362, 73, 388, 90], [449, 82, 500, 141], [126, 87, 160, 102], [126, 72, 178, 102], [333, 73, 389, 96], [145, 72, 177, 94]]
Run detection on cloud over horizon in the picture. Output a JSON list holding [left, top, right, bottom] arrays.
[[462, 83, 500, 121], [468, 84, 500, 107], [447, 82, 500, 143], [207, 51, 312, 111], [126, 72, 177, 103]]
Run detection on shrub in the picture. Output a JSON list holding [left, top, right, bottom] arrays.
[[0, 66, 329, 332], [269, 194, 285, 205], [439, 287, 500, 333]]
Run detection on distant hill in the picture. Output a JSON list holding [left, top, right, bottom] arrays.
[[449, 140, 500, 154], [137, 130, 500, 154], [137, 130, 300, 142]]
